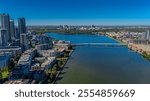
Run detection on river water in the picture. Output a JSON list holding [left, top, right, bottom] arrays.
[[47, 33, 150, 84]]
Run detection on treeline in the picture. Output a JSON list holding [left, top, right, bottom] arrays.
[[29, 28, 147, 35], [30, 29, 100, 34], [142, 52, 150, 61]]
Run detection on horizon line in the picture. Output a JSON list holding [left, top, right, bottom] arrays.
[[26, 24, 150, 26]]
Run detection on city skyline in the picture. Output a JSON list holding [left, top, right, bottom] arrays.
[[0, 0, 150, 25]]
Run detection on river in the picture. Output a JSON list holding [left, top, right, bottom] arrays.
[[47, 33, 150, 84]]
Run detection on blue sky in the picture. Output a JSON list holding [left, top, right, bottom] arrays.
[[0, 0, 150, 25]]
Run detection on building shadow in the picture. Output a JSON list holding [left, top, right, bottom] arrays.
[[56, 77, 63, 81], [64, 66, 69, 69], [60, 72, 66, 75]]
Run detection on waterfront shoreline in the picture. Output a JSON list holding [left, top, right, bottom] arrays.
[[53, 50, 74, 84], [107, 35, 150, 61], [106, 35, 126, 45]]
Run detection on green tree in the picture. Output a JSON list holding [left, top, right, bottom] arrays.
[[113, 36, 117, 39]]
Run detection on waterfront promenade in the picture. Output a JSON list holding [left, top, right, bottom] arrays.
[[53, 50, 74, 84]]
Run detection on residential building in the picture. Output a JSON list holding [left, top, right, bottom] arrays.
[[36, 34, 52, 44], [0, 29, 8, 46], [18, 18, 26, 34], [20, 34, 29, 52], [36, 44, 52, 50], [38, 49, 62, 57], [17, 49, 37, 74], [1, 14, 11, 42], [10, 20, 15, 40], [0, 47, 22, 57], [41, 57, 56, 70], [148, 30, 150, 42], [15, 27, 19, 39]]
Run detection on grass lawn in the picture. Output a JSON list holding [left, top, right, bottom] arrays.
[[2, 71, 9, 79]]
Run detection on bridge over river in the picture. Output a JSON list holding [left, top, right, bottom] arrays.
[[71, 43, 126, 47]]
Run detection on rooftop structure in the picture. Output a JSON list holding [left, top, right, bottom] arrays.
[[36, 44, 52, 50], [38, 49, 62, 57], [17, 49, 37, 74], [41, 57, 56, 70]]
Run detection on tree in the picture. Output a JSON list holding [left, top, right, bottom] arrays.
[[52, 64, 58, 71], [113, 36, 117, 39], [0, 72, 2, 79]]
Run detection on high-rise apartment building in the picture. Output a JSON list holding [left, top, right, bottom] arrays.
[[18, 18, 26, 34], [0, 29, 8, 46], [1, 14, 11, 42], [145, 30, 150, 42], [20, 34, 29, 52], [10, 20, 15, 40]]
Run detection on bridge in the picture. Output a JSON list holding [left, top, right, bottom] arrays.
[[71, 43, 126, 47]]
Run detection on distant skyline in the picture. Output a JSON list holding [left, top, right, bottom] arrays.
[[0, 0, 150, 25]]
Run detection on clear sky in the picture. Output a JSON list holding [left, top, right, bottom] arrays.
[[0, 0, 150, 25]]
